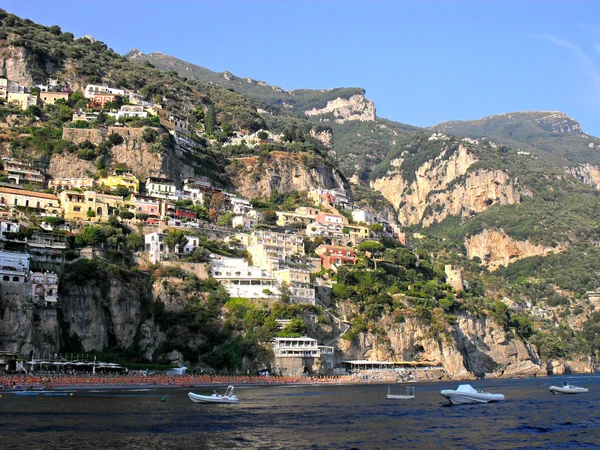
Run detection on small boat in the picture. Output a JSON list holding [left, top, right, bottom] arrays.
[[440, 384, 505, 405], [188, 385, 238, 404], [386, 385, 415, 400], [549, 382, 589, 395]]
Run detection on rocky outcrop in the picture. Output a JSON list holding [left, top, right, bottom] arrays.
[[338, 307, 545, 379], [229, 151, 349, 199], [304, 94, 376, 123], [465, 229, 565, 270], [59, 272, 151, 351], [309, 128, 333, 149], [371, 145, 529, 226], [54, 127, 192, 180], [566, 163, 600, 190], [0, 283, 60, 356], [0, 45, 36, 85]]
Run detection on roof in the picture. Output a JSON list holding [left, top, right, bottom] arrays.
[[0, 187, 58, 200]]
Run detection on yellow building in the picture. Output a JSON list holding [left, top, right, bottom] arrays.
[[234, 231, 305, 272], [98, 173, 139, 193], [59, 190, 124, 221], [7, 92, 38, 110], [273, 268, 315, 305], [345, 224, 370, 240]]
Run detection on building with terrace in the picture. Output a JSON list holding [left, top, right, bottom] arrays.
[[210, 257, 280, 300], [3, 159, 45, 185], [0, 251, 30, 283], [31, 271, 59, 305], [59, 190, 123, 221], [0, 187, 61, 216], [272, 337, 334, 376]]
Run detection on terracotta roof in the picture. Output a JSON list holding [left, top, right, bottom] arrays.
[[0, 187, 58, 200]]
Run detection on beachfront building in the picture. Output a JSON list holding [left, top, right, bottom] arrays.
[[210, 258, 280, 300], [273, 268, 315, 305], [59, 190, 123, 221], [272, 337, 334, 376]]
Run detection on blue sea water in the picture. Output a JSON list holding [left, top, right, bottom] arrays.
[[0, 375, 599, 449]]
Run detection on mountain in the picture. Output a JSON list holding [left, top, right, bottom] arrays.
[[126, 49, 419, 181], [430, 111, 600, 167]]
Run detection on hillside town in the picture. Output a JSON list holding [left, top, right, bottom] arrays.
[[0, 74, 425, 377]]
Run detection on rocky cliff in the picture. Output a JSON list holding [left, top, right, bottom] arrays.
[[337, 304, 545, 378], [566, 163, 600, 190], [304, 94, 376, 124], [54, 127, 195, 180], [371, 144, 529, 226], [58, 270, 152, 351], [464, 229, 565, 271], [228, 151, 350, 199]]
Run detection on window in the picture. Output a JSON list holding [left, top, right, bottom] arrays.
[[12, 276, 19, 282], [74, 207, 81, 212]]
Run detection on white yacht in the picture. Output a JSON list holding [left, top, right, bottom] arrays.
[[440, 384, 505, 405]]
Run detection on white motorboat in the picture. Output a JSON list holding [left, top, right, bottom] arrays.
[[188, 385, 238, 404], [440, 384, 505, 405], [549, 382, 589, 395], [386, 385, 415, 400]]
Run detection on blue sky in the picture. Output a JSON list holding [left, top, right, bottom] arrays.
[[4, 1, 600, 136]]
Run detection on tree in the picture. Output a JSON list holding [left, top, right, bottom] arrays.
[[142, 127, 158, 143], [263, 210, 277, 225], [370, 223, 384, 233], [76, 226, 102, 247], [257, 131, 268, 140], [119, 211, 134, 220], [108, 132, 124, 146], [190, 246, 211, 262], [164, 229, 188, 255], [86, 210, 96, 219], [209, 192, 227, 222], [205, 104, 216, 134]]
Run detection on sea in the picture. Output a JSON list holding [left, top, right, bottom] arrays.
[[1, 375, 599, 449]]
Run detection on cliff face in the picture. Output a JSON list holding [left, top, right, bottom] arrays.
[[566, 163, 600, 190], [229, 151, 350, 199], [371, 144, 529, 226], [0, 283, 60, 356], [0, 44, 36, 85], [337, 306, 545, 378], [465, 229, 565, 270], [58, 273, 152, 351], [54, 127, 194, 180], [304, 94, 376, 124]]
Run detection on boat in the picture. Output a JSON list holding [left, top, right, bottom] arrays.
[[386, 385, 415, 400], [188, 385, 238, 404], [549, 382, 589, 395], [440, 384, 505, 405]]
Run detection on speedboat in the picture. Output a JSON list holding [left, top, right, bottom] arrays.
[[440, 384, 505, 405], [386, 385, 415, 400], [188, 385, 238, 404], [549, 382, 588, 395]]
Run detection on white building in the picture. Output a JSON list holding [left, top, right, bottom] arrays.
[[182, 235, 200, 254], [0, 220, 20, 238], [0, 251, 30, 283], [145, 177, 177, 200], [144, 232, 168, 264], [306, 221, 344, 238], [31, 271, 58, 305], [116, 105, 148, 119], [352, 209, 375, 224], [227, 196, 252, 215], [211, 258, 280, 300], [84, 84, 126, 99], [232, 210, 263, 230]]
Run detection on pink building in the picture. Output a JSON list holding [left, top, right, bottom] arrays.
[[132, 194, 161, 217]]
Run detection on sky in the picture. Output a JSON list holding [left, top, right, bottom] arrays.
[[4, 0, 600, 136]]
